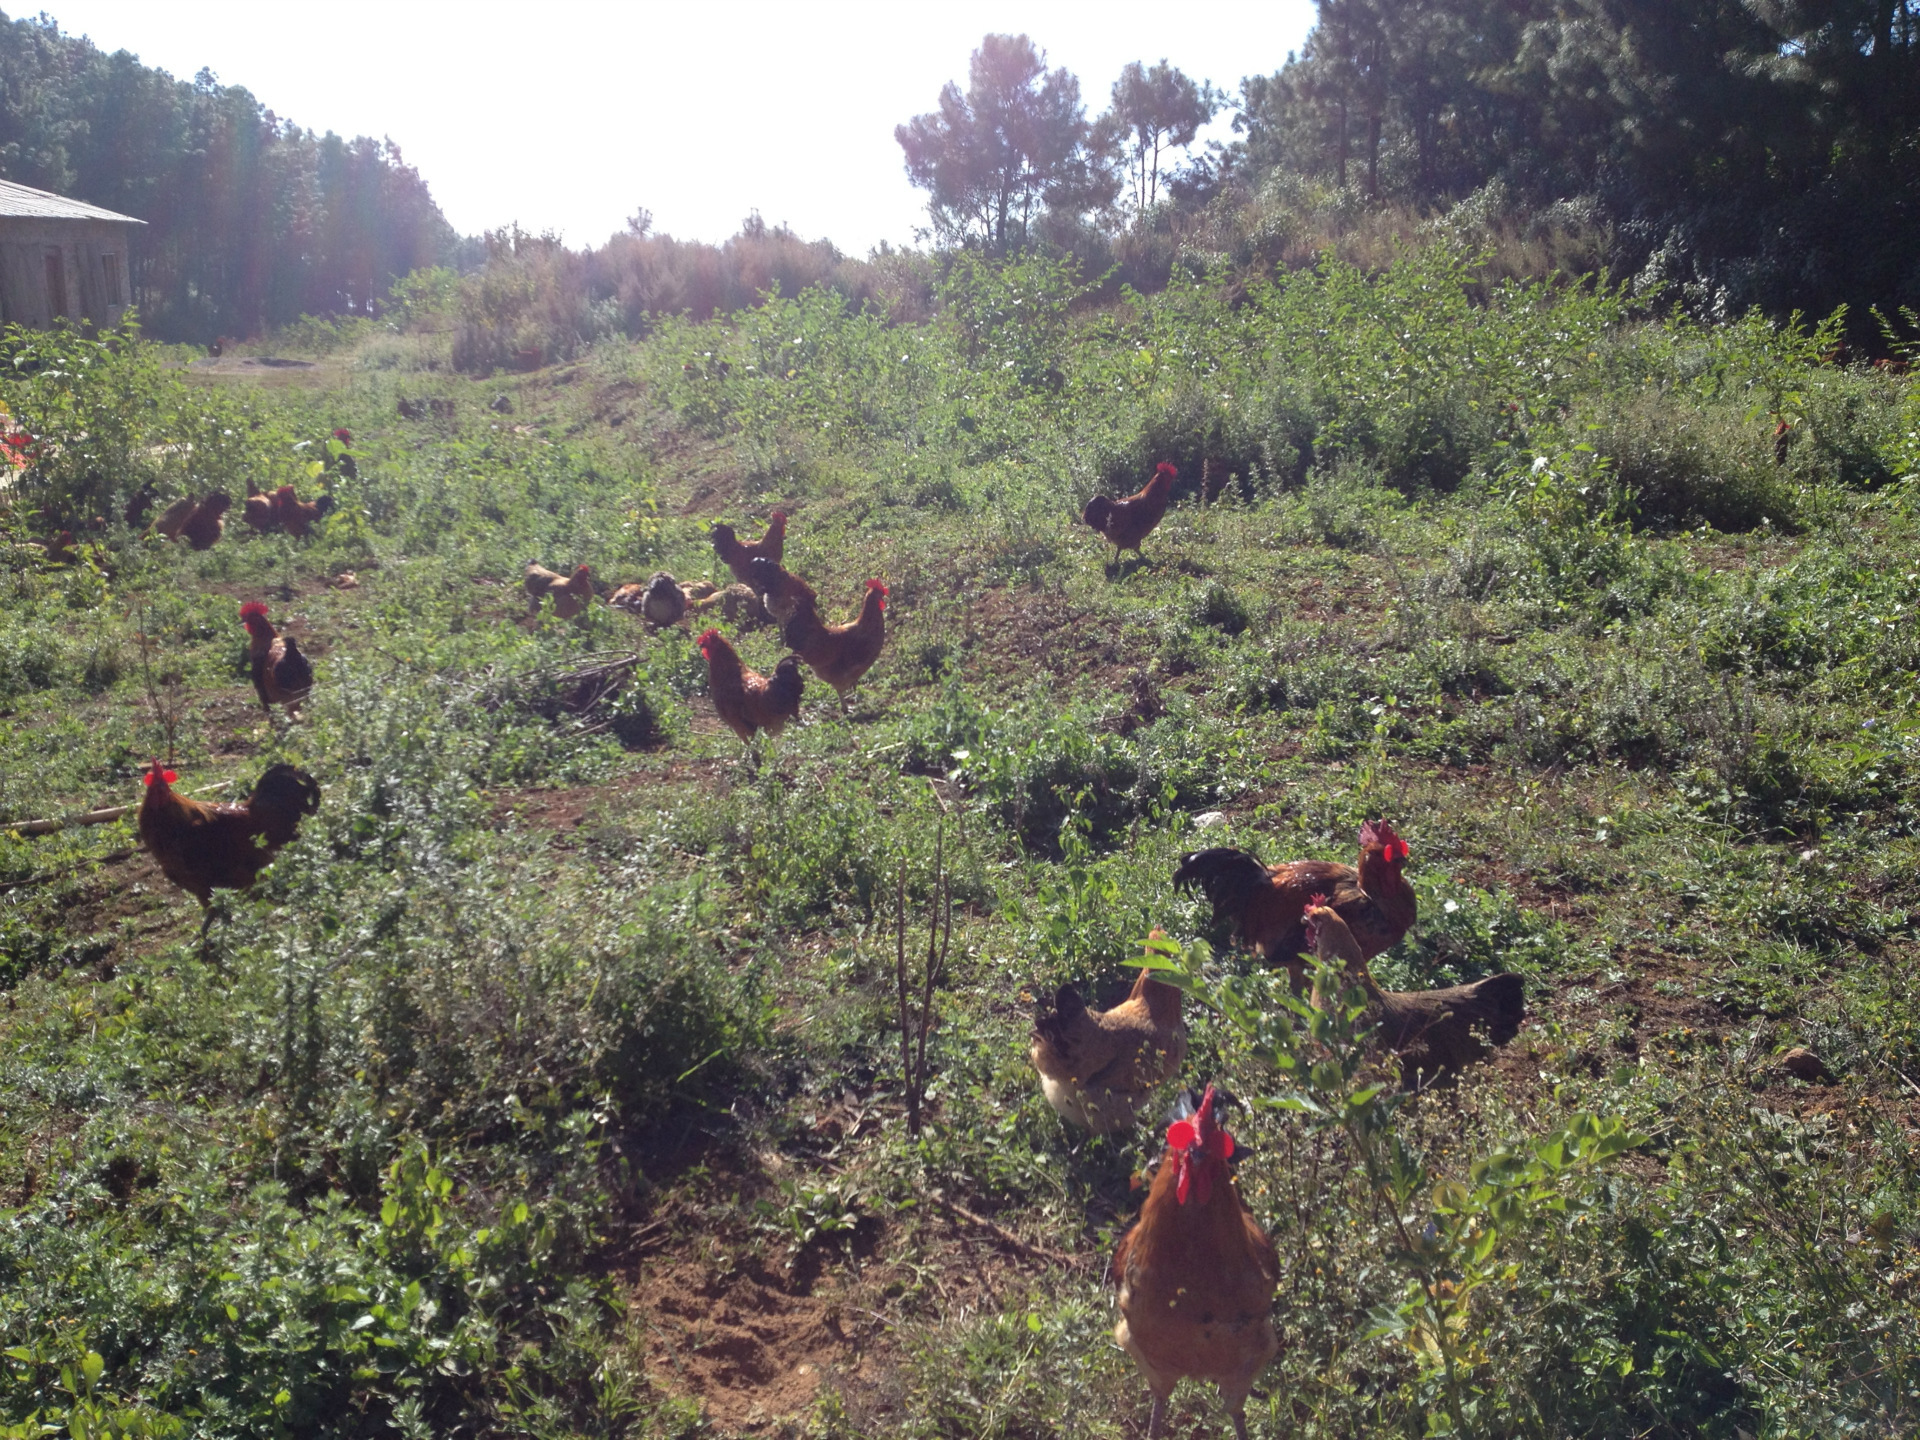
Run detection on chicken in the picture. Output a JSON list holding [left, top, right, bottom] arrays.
[[123, 482, 159, 529], [1030, 964, 1186, 1133], [688, 581, 771, 628], [1113, 1085, 1279, 1440], [242, 481, 279, 535], [524, 562, 594, 620], [1084, 461, 1177, 565], [1174, 819, 1417, 986], [710, 509, 787, 585], [637, 572, 689, 626], [179, 492, 231, 551], [271, 485, 335, 539], [1302, 899, 1525, 1081], [697, 628, 803, 744], [137, 758, 322, 934], [40, 530, 78, 566], [239, 601, 314, 715], [750, 560, 887, 709], [149, 493, 199, 540]]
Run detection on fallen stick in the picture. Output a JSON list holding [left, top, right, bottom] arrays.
[[930, 1192, 1075, 1265], [8, 782, 232, 838]]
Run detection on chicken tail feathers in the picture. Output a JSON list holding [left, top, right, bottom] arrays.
[[1081, 495, 1112, 531], [1464, 972, 1526, 1046], [249, 763, 321, 848], [1173, 847, 1272, 927], [771, 655, 806, 716]]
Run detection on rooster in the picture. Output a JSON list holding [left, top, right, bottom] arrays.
[[751, 560, 887, 709], [524, 562, 594, 620], [710, 510, 787, 586], [239, 601, 314, 716], [1174, 820, 1416, 985], [697, 628, 803, 744], [1113, 1085, 1279, 1440], [1084, 462, 1176, 565], [1302, 898, 1525, 1081], [1030, 964, 1186, 1133], [242, 481, 279, 535], [137, 759, 321, 935], [271, 485, 335, 539], [179, 492, 231, 551]]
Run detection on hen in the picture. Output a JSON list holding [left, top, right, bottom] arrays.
[[1030, 965, 1186, 1133], [1114, 1085, 1279, 1440], [149, 493, 199, 539], [137, 759, 322, 934], [239, 601, 314, 716], [271, 485, 335, 539], [697, 627, 804, 744], [1174, 819, 1416, 985], [179, 492, 231, 551], [524, 562, 595, 620], [1303, 898, 1525, 1081], [751, 560, 887, 709], [1084, 462, 1176, 565], [710, 510, 787, 586], [242, 482, 279, 535]]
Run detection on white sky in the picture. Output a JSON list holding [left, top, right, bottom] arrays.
[[35, 0, 1316, 254]]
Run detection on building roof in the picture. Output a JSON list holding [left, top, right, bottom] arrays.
[[0, 178, 144, 224]]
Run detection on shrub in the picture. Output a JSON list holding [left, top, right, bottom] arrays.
[[1578, 390, 1796, 531]]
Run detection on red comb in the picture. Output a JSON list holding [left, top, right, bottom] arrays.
[[696, 628, 720, 649], [1164, 1085, 1233, 1206], [143, 761, 177, 787], [240, 601, 269, 619], [867, 578, 888, 609], [332, 428, 352, 443], [1155, 462, 1178, 479]]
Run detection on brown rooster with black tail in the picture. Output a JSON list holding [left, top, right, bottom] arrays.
[[137, 760, 322, 937], [239, 601, 314, 717], [1175, 819, 1417, 985]]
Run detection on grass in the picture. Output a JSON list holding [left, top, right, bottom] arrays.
[[0, 252, 1917, 1438]]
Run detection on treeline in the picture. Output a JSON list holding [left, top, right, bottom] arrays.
[[1229, 0, 1920, 328], [447, 5, 1920, 375], [0, 9, 457, 343]]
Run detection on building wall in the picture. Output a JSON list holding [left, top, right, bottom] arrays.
[[0, 218, 140, 330]]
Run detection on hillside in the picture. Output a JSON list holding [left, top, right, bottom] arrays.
[[1, 249, 1918, 1436]]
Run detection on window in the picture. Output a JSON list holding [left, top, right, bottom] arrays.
[[103, 252, 123, 307], [44, 249, 66, 317]]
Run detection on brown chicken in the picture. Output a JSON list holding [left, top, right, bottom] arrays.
[[240, 601, 314, 715], [1174, 820, 1417, 985], [178, 492, 231, 550], [1031, 964, 1186, 1133], [271, 485, 335, 539], [698, 628, 804, 744], [149, 493, 198, 539], [1083, 461, 1176, 564], [137, 758, 322, 934], [524, 562, 594, 620], [710, 509, 787, 585], [1303, 899, 1525, 1081], [123, 482, 159, 529], [751, 560, 887, 708], [242, 482, 279, 534], [1114, 1085, 1279, 1440]]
